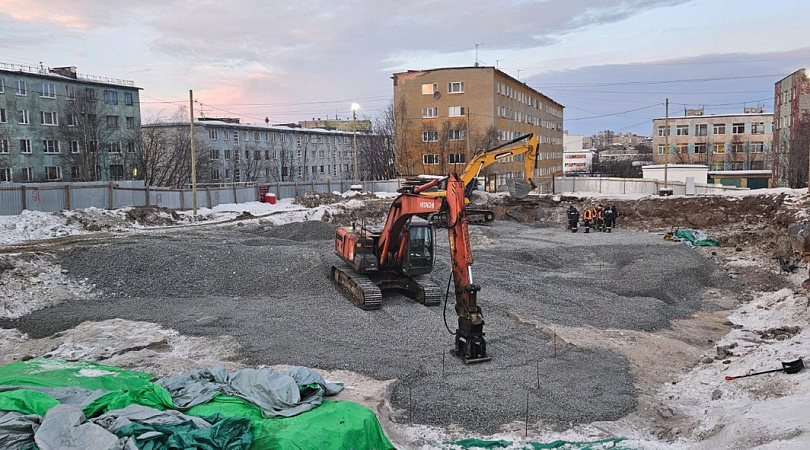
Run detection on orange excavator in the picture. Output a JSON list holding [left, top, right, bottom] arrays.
[[332, 174, 490, 363]]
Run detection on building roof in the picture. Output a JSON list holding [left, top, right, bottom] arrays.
[[653, 112, 773, 120], [642, 164, 710, 169], [708, 170, 772, 176], [0, 62, 140, 90], [144, 120, 368, 136]]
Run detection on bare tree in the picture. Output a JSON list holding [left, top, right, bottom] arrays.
[[58, 89, 117, 181], [0, 126, 11, 181], [787, 114, 810, 188], [137, 110, 212, 187], [357, 102, 397, 180]]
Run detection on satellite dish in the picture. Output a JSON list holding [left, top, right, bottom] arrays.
[[433, 91, 441, 99]]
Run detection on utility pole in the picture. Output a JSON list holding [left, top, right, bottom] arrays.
[[189, 90, 197, 217], [664, 98, 669, 190]]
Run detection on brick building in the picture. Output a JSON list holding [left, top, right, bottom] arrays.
[[392, 66, 563, 192]]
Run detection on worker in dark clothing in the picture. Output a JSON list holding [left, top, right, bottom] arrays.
[[582, 207, 593, 233], [567, 205, 579, 232], [603, 205, 616, 232], [612, 205, 619, 228]]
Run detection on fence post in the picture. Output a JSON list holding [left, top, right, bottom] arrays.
[[65, 185, 72, 211], [180, 190, 185, 210], [206, 187, 212, 208], [232, 183, 238, 204], [370, 181, 375, 194], [108, 183, 114, 210], [145, 185, 151, 206], [276, 182, 281, 200], [311, 180, 315, 194], [294, 182, 299, 197], [20, 185, 26, 211]]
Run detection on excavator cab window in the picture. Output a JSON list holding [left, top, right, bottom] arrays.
[[403, 222, 434, 275]]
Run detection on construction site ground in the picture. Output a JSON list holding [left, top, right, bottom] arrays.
[[1, 190, 809, 448]]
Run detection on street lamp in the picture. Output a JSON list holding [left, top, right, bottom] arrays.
[[351, 102, 360, 189]]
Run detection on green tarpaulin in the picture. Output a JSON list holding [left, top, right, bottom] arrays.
[[672, 229, 719, 247], [0, 359, 394, 450]]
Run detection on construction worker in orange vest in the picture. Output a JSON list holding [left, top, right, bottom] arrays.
[[582, 207, 594, 233], [596, 204, 605, 232]]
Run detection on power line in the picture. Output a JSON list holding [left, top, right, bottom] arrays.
[[531, 73, 784, 88]]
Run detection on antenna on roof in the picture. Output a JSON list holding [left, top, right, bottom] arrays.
[[474, 42, 484, 67]]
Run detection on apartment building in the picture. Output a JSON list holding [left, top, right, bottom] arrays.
[[298, 118, 372, 133], [652, 108, 773, 188], [143, 118, 365, 184], [587, 131, 646, 150], [0, 62, 141, 183], [773, 69, 810, 187], [392, 66, 563, 192]]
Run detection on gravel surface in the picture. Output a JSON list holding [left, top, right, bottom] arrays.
[[1, 220, 732, 433]]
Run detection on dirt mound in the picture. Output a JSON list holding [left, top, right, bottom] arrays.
[[64, 208, 131, 231], [262, 220, 337, 241], [125, 206, 181, 226], [295, 191, 378, 208]]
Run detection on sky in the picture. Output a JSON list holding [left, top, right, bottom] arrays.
[[1, 0, 808, 137]]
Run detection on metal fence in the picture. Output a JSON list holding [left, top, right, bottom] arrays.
[[0, 179, 404, 216], [553, 176, 746, 196]]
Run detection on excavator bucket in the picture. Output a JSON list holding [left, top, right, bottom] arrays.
[[507, 179, 532, 199]]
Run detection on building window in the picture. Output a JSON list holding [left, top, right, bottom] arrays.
[[712, 143, 725, 153], [65, 85, 76, 100], [244, 149, 249, 159], [448, 81, 465, 94], [124, 92, 133, 106], [211, 169, 220, 180], [421, 83, 437, 95], [0, 140, 8, 153], [675, 143, 688, 154], [422, 130, 438, 142], [422, 107, 438, 118], [126, 117, 135, 129], [694, 124, 706, 136], [233, 130, 239, 144], [210, 149, 220, 159], [695, 143, 707, 154], [448, 129, 465, 141], [751, 142, 764, 153], [0, 168, 10, 182], [70, 140, 80, 153], [657, 144, 666, 155], [38, 82, 56, 98], [43, 140, 60, 153], [449, 153, 466, 164], [21, 167, 33, 181], [422, 154, 439, 165], [224, 149, 231, 160], [234, 169, 241, 182], [20, 139, 31, 153], [732, 123, 745, 134], [106, 116, 119, 128], [126, 140, 135, 153], [16, 80, 26, 96], [448, 106, 466, 117], [730, 143, 745, 153], [0, 108, 5, 123], [104, 90, 118, 105], [657, 126, 667, 137], [751, 122, 765, 134], [265, 149, 270, 159], [0, 77, 4, 93], [209, 128, 219, 140], [713, 123, 725, 135], [675, 125, 688, 136], [85, 88, 96, 101], [67, 113, 77, 126], [41, 111, 58, 126], [254, 149, 261, 159], [109, 165, 124, 180], [108, 142, 121, 153], [17, 109, 29, 125], [45, 166, 62, 180]]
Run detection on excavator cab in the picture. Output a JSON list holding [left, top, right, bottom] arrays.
[[402, 219, 434, 276]]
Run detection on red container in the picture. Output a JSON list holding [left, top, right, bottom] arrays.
[[264, 193, 277, 204]]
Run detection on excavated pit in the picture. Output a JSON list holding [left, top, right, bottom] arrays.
[[1, 217, 733, 433]]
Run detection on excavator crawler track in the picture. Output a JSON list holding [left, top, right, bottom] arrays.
[[331, 265, 382, 310], [410, 275, 442, 306]]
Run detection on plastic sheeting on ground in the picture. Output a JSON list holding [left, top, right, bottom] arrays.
[[666, 229, 719, 247], [0, 358, 394, 450]]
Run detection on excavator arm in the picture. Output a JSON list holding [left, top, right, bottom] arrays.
[[376, 174, 490, 363]]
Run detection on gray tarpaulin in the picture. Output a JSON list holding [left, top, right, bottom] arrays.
[[35, 404, 119, 450], [0, 411, 40, 450], [157, 365, 343, 417]]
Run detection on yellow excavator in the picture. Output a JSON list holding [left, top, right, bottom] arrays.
[[416, 133, 540, 223]]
